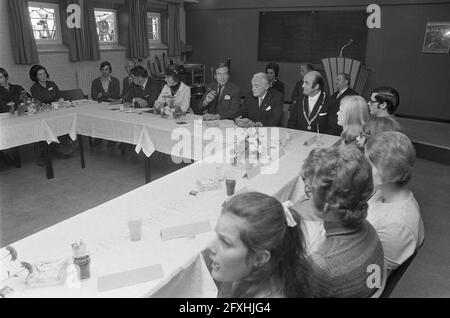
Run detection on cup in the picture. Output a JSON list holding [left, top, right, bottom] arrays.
[[128, 219, 142, 241], [225, 180, 236, 196], [120, 104, 124, 112]]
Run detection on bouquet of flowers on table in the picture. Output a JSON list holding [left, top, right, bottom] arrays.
[[154, 94, 185, 119], [9, 92, 53, 115], [230, 127, 268, 165]]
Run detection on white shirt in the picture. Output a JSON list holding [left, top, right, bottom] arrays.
[[337, 87, 348, 99], [154, 82, 191, 112], [258, 91, 268, 108], [141, 78, 148, 90], [307, 91, 321, 115], [367, 190, 425, 271]]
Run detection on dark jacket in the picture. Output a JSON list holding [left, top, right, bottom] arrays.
[[0, 84, 26, 112], [288, 90, 342, 136], [270, 79, 285, 97], [331, 87, 358, 105], [199, 81, 241, 119], [291, 79, 303, 101], [232, 89, 284, 127], [91, 76, 120, 101], [122, 77, 162, 107], [121, 76, 133, 98], [30, 81, 61, 104]]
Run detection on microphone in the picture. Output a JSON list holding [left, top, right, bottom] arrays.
[[339, 39, 354, 57]]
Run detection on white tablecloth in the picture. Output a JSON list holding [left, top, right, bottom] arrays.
[[0, 102, 339, 297]]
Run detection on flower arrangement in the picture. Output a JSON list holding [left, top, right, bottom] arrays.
[[231, 127, 267, 165], [9, 93, 52, 116], [156, 94, 185, 119]]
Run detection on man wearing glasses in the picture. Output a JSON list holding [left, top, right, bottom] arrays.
[[368, 86, 400, 117]]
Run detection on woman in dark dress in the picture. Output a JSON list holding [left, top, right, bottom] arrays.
[[29, 65, 73, 161], [0, 67, 27, 113], [91, 61, 120, 102]]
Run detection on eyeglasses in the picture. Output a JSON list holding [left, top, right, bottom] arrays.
[[367, 99, 379, 105]]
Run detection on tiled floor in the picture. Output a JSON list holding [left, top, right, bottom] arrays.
[[1, 138, 449, 297]]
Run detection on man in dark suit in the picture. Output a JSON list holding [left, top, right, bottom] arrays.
[[232, 72, 284, 127], [121, 59, 137, 98], [331, 73, 358, 105], [122, 66, 161, 107], [288, 71, 341, 136], [201, 63, 241, 120]]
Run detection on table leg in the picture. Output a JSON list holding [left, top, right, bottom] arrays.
[[42, 141, 54, 179], [78, 135, 86, 169], [145, 155, 152, 184], [13, 147, 21, 168]]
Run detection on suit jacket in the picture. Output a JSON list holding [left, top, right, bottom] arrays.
[[291, 79, 303, 101], [0, 84, 26, 112], [199, 81, 241, 119], [91, 76, 120, 101], [122, 77, 162, 107], [288, 90, 342, 136], [270, 79, 285, 97], [331, 87, 358, 104], [121, 76, 133, 98], [232, 89, 284, 127]]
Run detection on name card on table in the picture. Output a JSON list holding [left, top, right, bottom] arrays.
[[160, 221, 212, 241], [97, 264, 164, 292]]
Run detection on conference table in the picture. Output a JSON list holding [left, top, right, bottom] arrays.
[[0, 102, 339, 298]]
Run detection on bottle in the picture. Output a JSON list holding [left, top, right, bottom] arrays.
[[71, 241, 91, 280]]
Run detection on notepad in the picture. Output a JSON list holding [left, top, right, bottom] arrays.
[[97, 264, 164, 292], [160, 221, 212, 241]]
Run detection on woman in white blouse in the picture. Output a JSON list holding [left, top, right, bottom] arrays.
[[154, 64, 191, 113]]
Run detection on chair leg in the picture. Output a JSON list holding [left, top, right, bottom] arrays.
[[78, 135, 85, 169]]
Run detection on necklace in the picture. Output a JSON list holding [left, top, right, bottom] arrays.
[[302, 92, 326, 130]]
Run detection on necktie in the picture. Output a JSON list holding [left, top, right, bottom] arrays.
[[213, 86, 223, 113], [258, 97, 263, 108]]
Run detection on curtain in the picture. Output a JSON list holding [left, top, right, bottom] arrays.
[[127, 0, 149, 59], [7, 0, 39, 65], [168, 2, 181, 57], [60, 0, 100, 62]]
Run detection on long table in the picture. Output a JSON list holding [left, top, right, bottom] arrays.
[[0, 103, 339, 297]]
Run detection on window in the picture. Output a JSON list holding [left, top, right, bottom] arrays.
[[147, 12, 161, 46], [28, 2, 62, 44], [94, 9, 118, 44]]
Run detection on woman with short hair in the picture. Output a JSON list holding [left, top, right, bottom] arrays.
[[301, 144, 384, 297], [154, 64, 191, 113], [207, 192, 312, 298], [365, 132, 424, 274], [0, 67, 28, 113], [337, 95, 369, 144], [29, 65, 63, 104]]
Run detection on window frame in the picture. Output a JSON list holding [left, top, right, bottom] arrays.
[[147, 11, 162, 46], [94, 8, 119, 45], [28, 1, 62, 45]]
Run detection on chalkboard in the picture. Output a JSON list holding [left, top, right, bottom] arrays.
[[258, 11, 368, 63]]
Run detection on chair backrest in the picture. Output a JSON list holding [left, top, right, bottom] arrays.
[[321, 57, 371, 96], [60, 89, 87, 101], [380, 249, 419, 298]]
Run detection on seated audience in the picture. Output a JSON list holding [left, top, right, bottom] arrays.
[[337, 95, 369, 144], [207, 192, 312, 298], [291, 62, 314, 101], [200, 62, 240, 120], [154, 64, 191, 113], [122, 65, 161, 108], [121, 59, 137, 98], [231, 73, 283, 127], [365, 132, 425, 274], [266, 62, 284, 97], [368, 86, 400, 117], [331, 73, 358, 104], [0, 67, 27, 113], [29, 65, 64, 105], [91, 61, 120, 102], [288, 71, 341, 135], [301, 144, 384, 297], [356, 115, 404, 148]]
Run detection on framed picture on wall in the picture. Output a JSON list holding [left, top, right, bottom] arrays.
[[422, 22, 450, 54]]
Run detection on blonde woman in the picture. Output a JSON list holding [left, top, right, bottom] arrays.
[[337, 95, 369, 144]]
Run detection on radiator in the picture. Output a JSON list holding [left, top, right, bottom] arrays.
[[76, 69, 99, 99]]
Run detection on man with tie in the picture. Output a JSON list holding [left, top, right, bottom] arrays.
[[331, 73, 358, 104], [231, 72, 284, 127], [288, 71, 341, 136], [200, 63, 240, 120], [122, 66, 161, 107]]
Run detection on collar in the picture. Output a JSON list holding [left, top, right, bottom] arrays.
[[338, 87, 348, 96], [308, 91, 321, 102], [258, 91, 268, 102], [323, 221, 361, 237], [141, 78, 148, 89]]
